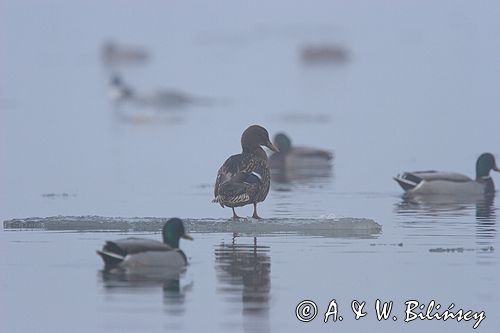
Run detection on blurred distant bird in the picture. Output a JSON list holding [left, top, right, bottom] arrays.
[[269, 133, 333, 169], [109, 74, 219, 110], [101, 40, 150, 66], [97, 218, 192, 271], [300, 44, 350, 65], [213, 125, 279, 220], [394, 153, 500, 196]]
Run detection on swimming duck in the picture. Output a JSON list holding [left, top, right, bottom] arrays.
[[109, 74, 216, 110], [269, 132, 333, 169], [96, 218, 193, 271], [394, 153, 499, 196], [213, 125, 279, 220], [300, 44, 350, 65], [101, 40, 150, 66], [109, 74, 194, 108]]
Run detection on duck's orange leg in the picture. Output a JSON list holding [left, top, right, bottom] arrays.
[[232, 207, 240, 220], [252, 203, 262, 219]]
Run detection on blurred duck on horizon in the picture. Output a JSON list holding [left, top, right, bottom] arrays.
[[300, 43, 350, 65], [269, 132, 333, 183], [394, 153, 499, 196], [101, 40, 150, 66]]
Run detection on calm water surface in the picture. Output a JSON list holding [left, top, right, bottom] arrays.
[[1, 0, 500, 332]]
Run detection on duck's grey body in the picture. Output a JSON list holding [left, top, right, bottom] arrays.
[[97, 238, 188, 270], [394, 171, 487, 195], [134, 90, 202, 110], [270, 146, 333, 170], [394, 153, 499, 196]]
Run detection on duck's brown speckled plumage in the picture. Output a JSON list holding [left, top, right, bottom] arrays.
[[213, 125, 278, 219], [214, 148, 271, 206]]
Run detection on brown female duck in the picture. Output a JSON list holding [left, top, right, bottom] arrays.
[[213, 125, 279, 220]]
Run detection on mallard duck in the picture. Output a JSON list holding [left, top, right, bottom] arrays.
[[394, 153, 499, 196], [109, 74, 194, 108], [213, 125, 279, 220], [96, 218, 193, 271], [269, 132, 333, 169]]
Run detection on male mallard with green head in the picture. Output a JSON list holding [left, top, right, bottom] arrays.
[[394, 153, 499, 196], [213, 125, 279, 220], [97, 218, 193, 271]]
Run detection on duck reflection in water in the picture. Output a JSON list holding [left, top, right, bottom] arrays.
[[475, 194, 496, 222], [396, 193, 497, 263], [396, 193, 496, 220], [99, 268, 193, 316], [215, 234, 271, 332], [475, 195, 496, 261], [269, 132, 334, 185]]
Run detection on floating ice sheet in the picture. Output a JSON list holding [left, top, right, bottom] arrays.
[[3, 216, 382, 238]]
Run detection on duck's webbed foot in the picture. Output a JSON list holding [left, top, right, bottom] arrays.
[[231, 207, 240, 221]]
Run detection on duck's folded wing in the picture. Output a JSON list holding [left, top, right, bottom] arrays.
[[292, 146, 334, 160], [410, 171, 472, 182], [104, 238, 172, 255], [215, 154, 243, 197], [219, 178, 253, 202], [394, 170, 473, 192], [215, 169, 264, 204]]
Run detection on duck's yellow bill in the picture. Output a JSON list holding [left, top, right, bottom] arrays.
[[266, 141, 279, 153], [182, 233, 194, 240]]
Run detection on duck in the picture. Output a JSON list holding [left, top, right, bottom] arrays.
[[96, 218, 193, 271], [394, 153, 499, 196], [300, 44, 350, 65], [213, 125, 279, 220], [269, 132, 333, 170], [101, 40, 150, 66], [109, 74, 194, 109], [109, 74, 217, 110]]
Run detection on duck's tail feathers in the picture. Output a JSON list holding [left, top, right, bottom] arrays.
[[212, 196, 225, 207], [225, 193, 250, 205], [212, 194, 250, 206], [96, 250, 125, 268], [393, 173, 420, 191]]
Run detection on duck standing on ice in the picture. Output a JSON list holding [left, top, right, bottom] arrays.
[[213, 125, 279, 220], [394, 153, 499, 196]]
